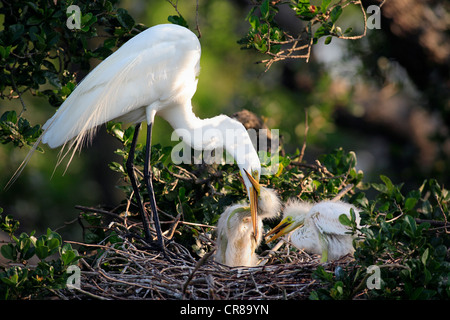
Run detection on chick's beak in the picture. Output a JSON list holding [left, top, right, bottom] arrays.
[[243, 169, 260, 240], [265, 217, 303, 243]]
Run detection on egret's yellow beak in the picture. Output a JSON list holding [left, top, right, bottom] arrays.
[[265, 216, 303, 242], [243, 169, 260, 240]]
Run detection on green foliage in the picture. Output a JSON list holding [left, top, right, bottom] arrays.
[[240, 0, 358, 59], [0, 0, 142, 149], [0, 110, 42, 150], [311, 177, 450, 300], [167, 14, 189, 28], [239, 0, 284, 54], [0, 213, 80, 299]]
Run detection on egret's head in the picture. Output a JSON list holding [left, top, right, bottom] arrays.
[[257, 187, 281, 219], [265, 199, 312, 242], [242, 168, 260, 240]]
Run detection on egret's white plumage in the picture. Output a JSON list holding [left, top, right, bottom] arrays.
[[41, 25, 260, 175], [267, 200, 361, 262], [215, 185, 281, 267], [11, 24, 261, 192], [9, 24, 262, 255], [42, 24, 200, 149]]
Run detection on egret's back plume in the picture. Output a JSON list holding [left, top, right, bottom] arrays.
[[7, 24, 200, 188]]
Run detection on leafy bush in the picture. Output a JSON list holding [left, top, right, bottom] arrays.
[[312, 177, 450, 299], [0, 110, 42, 149], [0, 211, 80, 299], [0, 0, 141, 148], [239, 0, 368, 68]]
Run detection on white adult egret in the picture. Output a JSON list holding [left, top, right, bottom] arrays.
[[266, 200, 361, 262], [8, 24, 261, 259], [214, 169, 281, 267]]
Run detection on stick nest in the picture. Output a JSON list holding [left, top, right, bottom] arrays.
[[55, 211, 353, 300]]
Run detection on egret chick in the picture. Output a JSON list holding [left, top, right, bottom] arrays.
[[214, 170, 281, 267], [266, 200, 361, 262]]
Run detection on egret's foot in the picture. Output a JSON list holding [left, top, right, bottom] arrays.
[[151, 237, 176, 264]]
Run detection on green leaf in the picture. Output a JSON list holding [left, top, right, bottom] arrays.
[[178, 186, 186, 202], [9, 24, 25, 42], [254, 41, 267, 53], [61, 244, 79, 266], [0, 46, 11, 59], [61, 250, 77, 266], [248, 14, 260, 30], [380, 175, 394, 193], [404, 197, 418, 211], [260, 0, 270, 20], [2, 110, 17, 124], [81, 13, 97, 32], [339, 213, 351, 226], [22, 247, 35, 260], [117, 8, 135, 30], [103, 37, 117, 49], [108, 161, 124, 173], [18, 233, 31, 252], [1, 268, 19, 286], [313, 22, 332, 43], [321, 0, 332, 13], [26, 15, 43, 26], [167, 15, 188, 28], [421, 248, 429, 265], [47, 237, 60, 252], [423, 269, 432, 286], [104, 1, 113, 12], [123, 126, 135, 145], [1, 243, 17, 261], [107, 122, 124, 141], [344, 27, 353, 35], [330, 5, 342, 23], [313, 265, 333, 282], [43, 71, 61, 88], [405, 215, 417, 234], [324, 36, 332, 45], [35, 245, 49, 260]]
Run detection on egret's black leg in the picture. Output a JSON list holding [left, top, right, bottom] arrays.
[[125, 122, 173, 263], [144, 122, 173, 262], [125, 122, 153, 242]]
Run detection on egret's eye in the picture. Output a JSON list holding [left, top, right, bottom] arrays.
[[252, 170, 258, 179]]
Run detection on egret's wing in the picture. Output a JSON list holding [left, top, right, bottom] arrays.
[[7, 25, 200, 188], [42, 24, 200, 158], [215, 228, 228, 264], [312, 212, 349, 236], [310, 202, 354, 236], [283, 199, 313, 218], [226, 206, 250, 229]]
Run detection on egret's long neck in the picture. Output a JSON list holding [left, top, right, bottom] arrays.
[[160, 102, 260, 171]]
